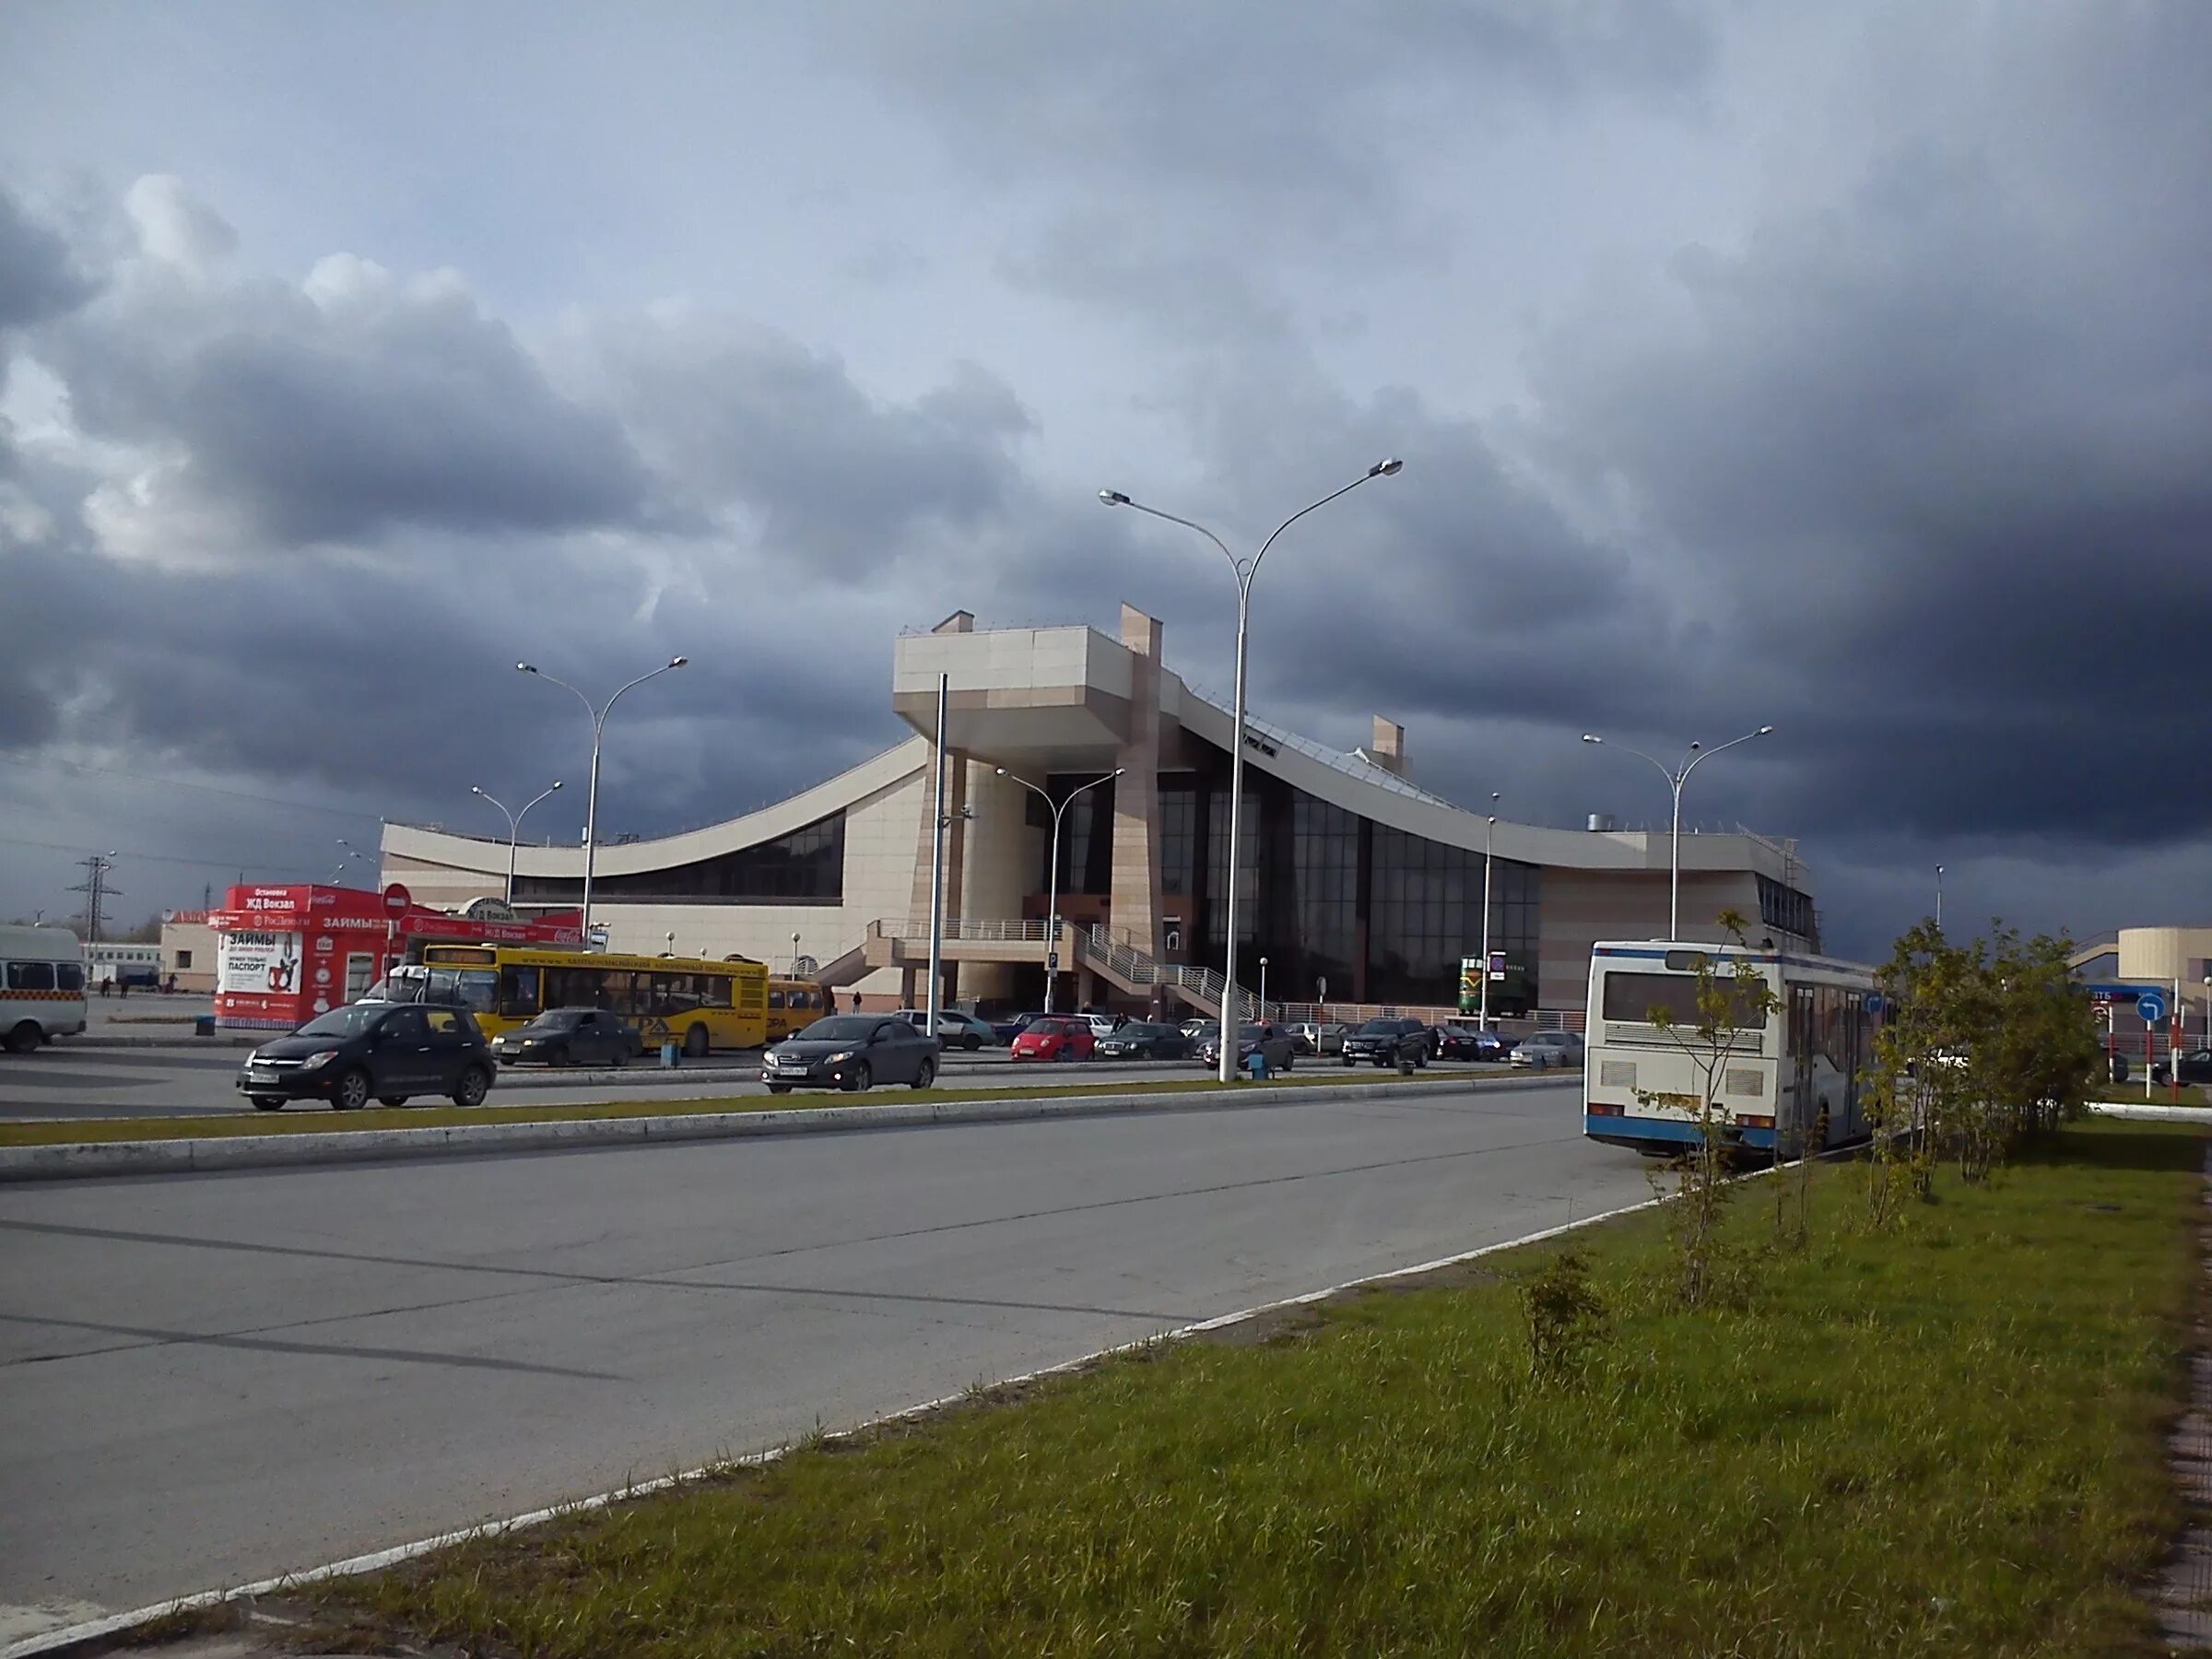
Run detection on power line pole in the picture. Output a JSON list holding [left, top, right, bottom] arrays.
[[69, 853, 120, 942]]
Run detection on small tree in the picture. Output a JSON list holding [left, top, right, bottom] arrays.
[[1638, 911, 1783, 1307], [1522, 1250, 1607, 1384]]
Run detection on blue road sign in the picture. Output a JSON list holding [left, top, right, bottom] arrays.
[[1865, 992, 1887, 1017], [2138, 991, 2168, 1024]]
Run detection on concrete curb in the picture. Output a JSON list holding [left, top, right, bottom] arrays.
[[0, 1075, 1540, 1185]]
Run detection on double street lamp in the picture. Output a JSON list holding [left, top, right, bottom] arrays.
[[995, 767, 1123, 1014], [470, 781, 564, 904], [517, 656, 688, 935], [1582, 726, 1774, 941], [1100, 458, 1404, 1081]]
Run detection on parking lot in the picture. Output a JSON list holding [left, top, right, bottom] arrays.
[[0, 1038, 1521, 1122]]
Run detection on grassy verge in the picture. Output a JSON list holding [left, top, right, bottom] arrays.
[[0, 1067, 1487, 1147], [312, 1120, 2201, 1657]]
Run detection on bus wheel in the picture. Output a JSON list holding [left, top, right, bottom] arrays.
[[4, 1021, 40, 1054], [683, 1024, 711, 1059]]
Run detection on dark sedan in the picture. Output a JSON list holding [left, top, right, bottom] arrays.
[[1195, 1021, 1299, 1075], [492, 1007, 639, 1067], [762, 1014, 939, 1093], [993, 1011, 1049, 1045], [238, 1002, 495, 1112], [1436, 1024, 1514, 1062], [1095, 1020, 1194, 1060], [2153, 1049, 2212, 1087]]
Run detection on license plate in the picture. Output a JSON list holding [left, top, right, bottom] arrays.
[[247, 1068, 276, 1084]]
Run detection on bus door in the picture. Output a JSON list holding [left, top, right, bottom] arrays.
[[1788, 983, 1817, 1154]]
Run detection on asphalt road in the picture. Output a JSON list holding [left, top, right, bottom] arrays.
[[0, 1041, 1512, 1121], [0, 1075, 1634, 1638]]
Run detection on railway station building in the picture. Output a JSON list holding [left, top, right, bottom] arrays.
[[380, 608, 1820, 1021]]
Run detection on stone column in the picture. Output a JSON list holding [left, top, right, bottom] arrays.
[[1110, 605, 1167, 963]]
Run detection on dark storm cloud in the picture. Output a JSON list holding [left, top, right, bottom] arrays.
[[29, 187, 653, 547], [593, 314, 1036, 576], [1522, 4, 2212, 854], [0, 181, 96, 330]]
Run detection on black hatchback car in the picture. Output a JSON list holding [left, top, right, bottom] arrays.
[[1436, 1024, 1514, 1062], [238, 1002, 496, 1112], [762, 1014, 940, 1093], [492, 1007, 640, 1068], [1342, 1018, 1432, 1067]]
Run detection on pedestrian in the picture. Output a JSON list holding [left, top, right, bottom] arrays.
[[99, 975, 112, 999], [119, 975, 129, 999], [852, 990, 863, 1012]]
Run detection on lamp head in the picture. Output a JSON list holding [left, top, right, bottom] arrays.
[[1370, 457, 1404, 477], [1756, 724, 1775, 735], [669, 655, 688, 668], [550, 780, 563, 791], [994, 766, 1010, 776], [516, 663, 535, 674], [1581, 734, 1601, 745], [470, 786, 484, 796], [1112, 767, 1126, 777], [1098, 489, 1131, 506]]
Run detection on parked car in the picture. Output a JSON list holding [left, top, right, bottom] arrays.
[[1180, 1017, 1213, 1040], [762, 1014, 939, 1092], [894, 1007, 995, 1050], [1291, 1020, 1350, 1056], [238, 1002, 495, 1112], [1011, 1017, 1095, 1061], [1341, 1017, 1431, 1068], [1195, 1020, 1299, 1074], [1511, 1030, 1586, 1070], [994, 1010, 1050, 1045], [1082, 1010, 1126, 1039], [1096, 1020, 1193, 1060], [492, 1006, 639, 1068], [1435, 1023, 1513, 1062], [2152, 1049, 2212, 1087]]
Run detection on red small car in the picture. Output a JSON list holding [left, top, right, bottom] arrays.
[[1010, 1017, 1095, 1061]]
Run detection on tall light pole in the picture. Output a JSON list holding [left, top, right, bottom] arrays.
[[1258, 956, 1269, 1017], [471, 781, 563, 903], [995, 766, 1123, 1014], [1479, 792, 1500, 1030], [1935, 865, 1945, 932], [517, 655, 688, 937], [1582, 725, 1774, 940], [1101, 457, 1404, 1081], [329, 840, 368, 885]]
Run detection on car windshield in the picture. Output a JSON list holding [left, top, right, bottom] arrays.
[[796, 1016, 877, 1041], [1357, 1018, 1400, 1034], [1238, 1025, 1269, 1041], [524, 1011, 586, 1031], [1031, 1019, 1079, 1036], [1189, 1022, 1219, 1038], [294, 1005, 384, 1041]]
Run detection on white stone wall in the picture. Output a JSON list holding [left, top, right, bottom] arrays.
[[839, 761, 929, 995]]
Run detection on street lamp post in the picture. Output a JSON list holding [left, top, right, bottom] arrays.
[[329, 840, 368, 884], [1581, 726, 1774, 940], [1258, 956, 1269, 1017], [470, 781, 564, 903], [1479, 792, 1500, 1030], [1936, 865, 1945, 932], [995, 767, 1123, 1014], [516, 656, 688, 937], [1101, 458, 1404, 1081], [792, 931, 802, 979]]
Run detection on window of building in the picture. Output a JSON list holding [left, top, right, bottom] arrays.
[[516, 810, 846, 905], [175, 949, 194, 970]]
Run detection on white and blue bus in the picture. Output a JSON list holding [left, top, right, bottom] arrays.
[[1583, 940, 1878, 1159]]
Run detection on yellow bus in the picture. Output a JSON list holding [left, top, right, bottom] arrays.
[[406, 946, 768, 1056], [766, 976, 837, 1041]]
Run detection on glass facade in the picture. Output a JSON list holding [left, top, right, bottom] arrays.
[[1136, 743, 1539, 1009], [1034, 774, 1118, 896], [514, 810, 846, 905], [1757, 874, 1818, 947]]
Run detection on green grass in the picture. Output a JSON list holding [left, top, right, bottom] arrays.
[[0, 1067, 1485, 1147], [312, 1120, 2203, 1658]]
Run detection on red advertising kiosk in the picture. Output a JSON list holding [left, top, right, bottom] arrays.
[[208, 883, 583, 1030]]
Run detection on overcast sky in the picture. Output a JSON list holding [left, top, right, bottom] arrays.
[[2, 1, 2206, 959]]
